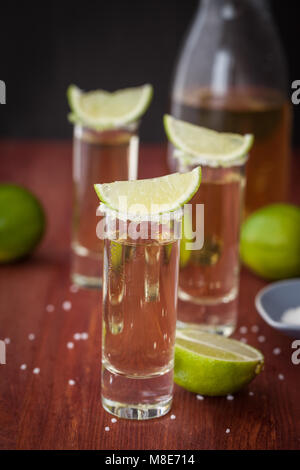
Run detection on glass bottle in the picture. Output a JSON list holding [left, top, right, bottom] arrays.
[[169, 0, 291, 215]]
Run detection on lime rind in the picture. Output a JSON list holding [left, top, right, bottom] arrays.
[[164, 114, 254, 167], [94, 166, 201, 217], [67, 84, 153, 130], [173, 149, 248, 169], [98, 202, 184, 224]]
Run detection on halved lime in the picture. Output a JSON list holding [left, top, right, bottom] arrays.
[[164, 115, 254, 166], [175, 329, 264, 396], [67, 84, 153, 129], [94, 167, 201, 216]]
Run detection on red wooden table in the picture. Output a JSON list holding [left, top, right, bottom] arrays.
[[0, 141, 299, 450]]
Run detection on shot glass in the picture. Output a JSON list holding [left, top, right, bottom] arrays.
[[100, 205, 182, 419], [176, 155, 247, 336], [71, 123, 139, 288]]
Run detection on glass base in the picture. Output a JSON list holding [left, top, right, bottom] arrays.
[[71, 244, 102, 289], [176, 320, 235, 337], [177, 288, 238, 337], [71, 273, 102, 289], [178, 286, 237, 306], [101, 364, 173, 420], [102, 396, 172, 420]]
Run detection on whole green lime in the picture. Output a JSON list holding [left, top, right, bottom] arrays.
[[0, 184, 46, 262], [240, 204, 300, 280]]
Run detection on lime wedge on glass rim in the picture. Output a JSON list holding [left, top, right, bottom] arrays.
[[94, 167, 201, 216], [164, 114, 254, 166], [175, 329, 264, 396], [67, 84, 153, 129]]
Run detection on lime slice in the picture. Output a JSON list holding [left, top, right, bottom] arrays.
[[94, 167, 201, 216], [67, 84, 153, 129], [164, 115, 254, 166], [175, 329, 264, 396]]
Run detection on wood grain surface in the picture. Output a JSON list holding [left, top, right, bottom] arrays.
[[0, 141, 299, 450]]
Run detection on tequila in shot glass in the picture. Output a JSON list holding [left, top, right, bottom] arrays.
[[177, 158, 247, 336], [100, 206, 182, 419], [164, 115, 253, 336], [71, 123, 139, 288], [68, 84, 153, 288]]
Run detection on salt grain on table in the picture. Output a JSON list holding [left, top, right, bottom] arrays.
[[33, 368, 40, 374], [68, 379, 76, 386], [258, 335, 266, 343], [80, 332, 89, 340], [73, 333, 81, 340], [111, 418, 117, 423], [28, 333, 35, 341], [226, 428, 231, 434], [4, 338, 10, 344], [278, 373, 285, 381], [62, 301, 72, 311], [239, 326, 248, 334], [273, 347, 281, 355], [70, 285, 79, 293], [227, 394, 234, 401], [251, 325, 259, 333], [105, 426, 110, 431], [249, 391, 254, 396], [170, 414, 176, 420], [196, 394, 204, 400], [20, 364, 27, 370], [46, 304, 55, 313], [67, 342, 74, 349], [240, 337, 247, 344]]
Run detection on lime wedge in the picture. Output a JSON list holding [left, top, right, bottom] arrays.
[[164, 115, 254, 166], [110, 240, 123, 268], [94, 167, 201, 216], [67, 84, 153, 129], [180, 212, 194, 268], [175, 329, 264, 396]]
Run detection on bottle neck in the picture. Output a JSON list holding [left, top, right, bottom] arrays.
[[198, 0, 270, 17], [188, 0, 287, 94]]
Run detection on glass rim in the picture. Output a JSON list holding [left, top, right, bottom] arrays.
[[173, 149, 248, 168], [98, 202, 183, 222], [74, 120, 139, 136]]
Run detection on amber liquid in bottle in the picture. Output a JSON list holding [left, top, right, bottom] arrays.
[[171, 87, 291, 215]]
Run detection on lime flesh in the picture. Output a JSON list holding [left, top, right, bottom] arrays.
[[67, 84, 153, 129], [94, 167, 201, 216], [164, 114, 253, 166]]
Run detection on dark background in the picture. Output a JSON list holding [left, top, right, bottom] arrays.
[[0, 0, 299, 143]]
